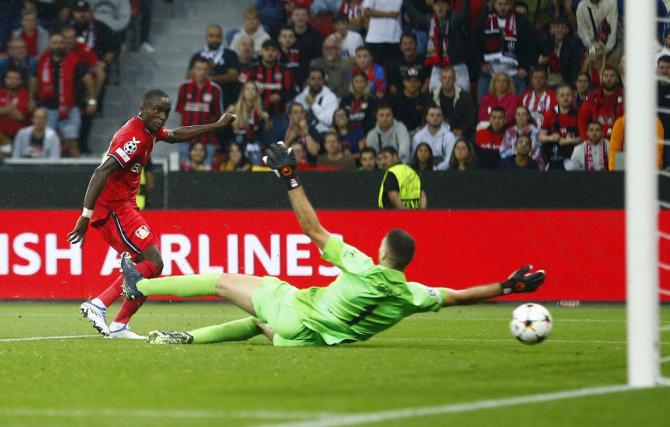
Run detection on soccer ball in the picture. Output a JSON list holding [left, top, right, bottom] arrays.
[[509, 303, 553, 345]]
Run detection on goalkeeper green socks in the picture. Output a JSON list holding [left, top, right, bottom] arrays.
[[189, 317, 262, 344], [137, 273, 219, 297]]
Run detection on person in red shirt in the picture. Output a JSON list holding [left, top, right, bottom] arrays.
[[477, 71, 517, 127], [518, 67, 556, 128], [12, 10, 49, 58], [67, 89, 236, 339], [539, 84, 581, 170], [578, 65, 624, 140], [0, 68, 30, 156], [475, 106, 507, 169]]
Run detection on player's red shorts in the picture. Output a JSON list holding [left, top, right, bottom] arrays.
[[91, 203, 158, 258]]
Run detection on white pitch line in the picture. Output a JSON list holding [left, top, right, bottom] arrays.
[[0, 408, 339, 420], [0, 334, 98, 342], [252, 384, 635, 427]]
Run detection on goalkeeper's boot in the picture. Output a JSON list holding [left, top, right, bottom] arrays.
[[120, 252, 145, 300], [80, 300, 110, 336], [501, 265, 546, 295], [147, 330, 193, 345], [107, 323, 146, 340]]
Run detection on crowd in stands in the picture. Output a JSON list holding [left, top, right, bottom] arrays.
[[4, 0, 670, 173]]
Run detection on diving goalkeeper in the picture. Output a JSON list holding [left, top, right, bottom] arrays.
[[120, 142, 546, 346]]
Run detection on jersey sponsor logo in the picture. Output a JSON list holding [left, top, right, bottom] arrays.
[[123, 137, 140, 155], [130, 163, 142, 173], [427, 287, 437, 297], [114, 147, 130, 162], [135, 225, 150, 240]]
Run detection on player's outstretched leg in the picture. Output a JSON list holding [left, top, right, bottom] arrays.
[[80, 300, 110, 336], [147, 317, 262, 345]]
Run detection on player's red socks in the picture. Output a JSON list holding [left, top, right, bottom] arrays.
[[97, 275, 124, 307], [95, 259, 160, 320]]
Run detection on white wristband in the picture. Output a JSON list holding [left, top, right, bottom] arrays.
[[82, 207, 94, 219]]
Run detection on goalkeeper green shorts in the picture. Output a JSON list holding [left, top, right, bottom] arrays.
[[252, 276, 326, 347]]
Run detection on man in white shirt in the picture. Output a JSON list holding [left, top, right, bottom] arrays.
[[567, 121, 609, 171], [230, 8, 270, 55], [333, 12, 364, 60], [294, 68, 339, 134], [411, 106, 456, 170], [576, 0, 618, 56], [363, 0, 402, 68]]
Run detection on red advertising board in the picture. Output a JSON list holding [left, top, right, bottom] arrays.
[[0, 209, 667, 302]]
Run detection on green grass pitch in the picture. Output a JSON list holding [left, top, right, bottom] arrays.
[[0, 302, 668, 427]]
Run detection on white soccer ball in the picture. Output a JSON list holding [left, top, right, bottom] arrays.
[[509, 303, 553, 345]]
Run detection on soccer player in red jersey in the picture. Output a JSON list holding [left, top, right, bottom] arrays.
[[67, 89, 236, 339]]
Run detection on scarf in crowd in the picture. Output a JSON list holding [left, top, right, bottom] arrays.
[[37, 50, 78, 118], [199, 43, 226, 66], [483, 12, 518, 65], [79, 21, 96, 49], [584, 140, 607, 171], [425, 14, 450, 67]]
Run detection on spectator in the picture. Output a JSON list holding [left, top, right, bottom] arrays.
[[366, 104, 411, 164], [608, 116, 664, 171], [0, 38, 38, 105], [310, 35, 353, 98], [538, 16, 581, 87], [576, 0, 617, 57], [658, 55, 670, 166], [431, 66, 476, 138], [317, 131, 356, 170], [12, 107, 61, 158], [475, 106, 507, 169], [475, 0, 533, 101], [500, 105, 542, 166], [424, 0, 471, 92], [291, 5, 323, 63], [548, 0, 578, 31], [91, 0, 131, 54], [363, 0, 403, 69], [340, 0, 366, 30], [411, 142, 435, 172], [226, 81, 272, 165], [581, 40, 607, 86], [402, 0, 433, 55], [358, 146, 379, 171], [294, 67, 339, 134], [539, 83, 580, 169], [351, 45, 387, 98], [231, 8, 271, 56], [278, 25, 308, 92], [243, 39, 295, 142], [12, 10, 49, 58], [0, 69, 30, 156], [70, 1, 117, 68], [189, 25, 241, 107], [220, 141, 253, 172], [501, 133, 539, 169], [388, 32, 429, 95], [567, 120, 608, 171], [236, 34, 257, 70], [340, 71, 380, 132], [448, 137, 477, 170], [332, 12, 364, 60], [411, 105, 456, 170], [332, 107, 365, 158], [574, 71, 591, 109], [387, 67, 432, 134], [518, 67, 556, 128], [578, 64, 623, 140], [37, 33, 96, 157], [126, 0, 155, 52], [519, 0, 554, 29], [176, 56, 224, 166], [288, 140, 312, 170], [478, 71, 518, 127], [181, 141, 212, 172], [378, 145, 428, 209], [256, 0, 286, 39], [284, 102, 321, 162]]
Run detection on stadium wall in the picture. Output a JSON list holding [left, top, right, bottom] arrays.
[[3, 209, 668, 302]]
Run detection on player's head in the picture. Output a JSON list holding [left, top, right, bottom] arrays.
[[140, 89, 171, 132], [379, 229, 416, 271], [206, 24, 223, 50]]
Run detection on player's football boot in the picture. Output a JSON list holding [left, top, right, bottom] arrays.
[[501, 265, 546, 294], [107, 324, 146, 340], [147, 330, 193, 345], [80, 301, 110, 336], [120, 252, 145, 300]]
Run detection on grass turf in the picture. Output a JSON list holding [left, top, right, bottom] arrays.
[[0, 302, 668, 427]]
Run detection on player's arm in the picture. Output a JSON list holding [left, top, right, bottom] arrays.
[[162, 112, 236, 144], [67, 156, 121, 245], [263, 142, 331, 250]]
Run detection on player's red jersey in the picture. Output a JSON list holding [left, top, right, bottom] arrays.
[[91, 116, 171, 223]]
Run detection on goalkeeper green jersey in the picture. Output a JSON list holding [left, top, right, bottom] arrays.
[[293, 236, 447, 345]]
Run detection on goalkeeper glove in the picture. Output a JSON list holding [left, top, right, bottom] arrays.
[[263, 141, 301, 190], [500, 265, 546, 294]]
